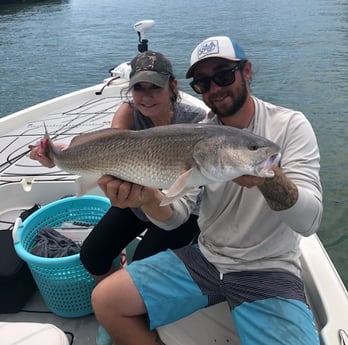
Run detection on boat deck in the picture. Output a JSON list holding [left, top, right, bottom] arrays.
[[0, 292, 98, 345], [0, 91, 121, 183]]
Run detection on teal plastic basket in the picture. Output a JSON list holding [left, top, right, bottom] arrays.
[[13, 195, 110, 318]]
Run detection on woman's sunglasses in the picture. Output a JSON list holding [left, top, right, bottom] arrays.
[[190, 65, 242, 94]]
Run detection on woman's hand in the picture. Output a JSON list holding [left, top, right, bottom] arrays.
[[28, 142, 66, 168]]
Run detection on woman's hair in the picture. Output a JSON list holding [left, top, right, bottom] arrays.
[[168, 75, 181, 103]]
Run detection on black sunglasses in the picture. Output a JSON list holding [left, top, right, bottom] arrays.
[[190, 65, 242, 94]]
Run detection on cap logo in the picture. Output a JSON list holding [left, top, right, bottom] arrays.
[[197, 40, 219, 60], [134, 54, 157, 72]]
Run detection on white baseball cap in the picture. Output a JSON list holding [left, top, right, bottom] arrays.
[[186, 36, 247, 78]]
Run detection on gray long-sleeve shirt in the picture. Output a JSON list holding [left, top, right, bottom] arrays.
[[147, 97, 323, 277]]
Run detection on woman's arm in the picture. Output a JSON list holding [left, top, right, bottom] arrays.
[[111, 102, 134, 129]]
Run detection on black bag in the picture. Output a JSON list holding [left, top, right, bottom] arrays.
[[0, 230, 37, 313]]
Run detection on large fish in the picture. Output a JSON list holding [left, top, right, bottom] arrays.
[[42, 123, 281, 205]]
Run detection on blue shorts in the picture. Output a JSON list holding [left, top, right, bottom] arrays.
[[126, 245, 319, 345]]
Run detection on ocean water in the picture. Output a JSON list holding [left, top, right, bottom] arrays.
[[0, 0, 347, 287]]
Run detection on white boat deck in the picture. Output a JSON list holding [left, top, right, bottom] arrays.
[[0, 86, 123, 184]]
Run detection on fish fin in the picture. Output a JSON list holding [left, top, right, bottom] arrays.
[[75, 176, 98, 196], [160, 187, 193, 206], [40, 122, 59, 159], [166, 168, 194, 198], [159, 168, 195, 206]]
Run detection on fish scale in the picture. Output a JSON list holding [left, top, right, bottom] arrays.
[[100, 135, 196, 187]]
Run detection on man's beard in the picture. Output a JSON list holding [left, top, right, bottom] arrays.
[[207, 77, 248, 118]]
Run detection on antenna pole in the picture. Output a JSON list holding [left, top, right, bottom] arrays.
[[134, 20, 155, 53]]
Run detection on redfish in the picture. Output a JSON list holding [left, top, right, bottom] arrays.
[[42, 123, 281, 205]]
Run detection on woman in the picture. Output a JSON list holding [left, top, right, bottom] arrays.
[[80, 50, 206, 278], [30, 50, 206, 345]]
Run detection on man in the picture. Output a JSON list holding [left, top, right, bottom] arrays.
[[92, 36, 323, 345]]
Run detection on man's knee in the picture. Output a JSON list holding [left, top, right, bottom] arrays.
[[91, 279, 109, 316], [92, 268, 143, 317], [91, 271, 123, 316]]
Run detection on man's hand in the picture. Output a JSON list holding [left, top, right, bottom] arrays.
[[98, 175, 158, 209], [98, 175, 174, 221], [233, 175, 266, 188], [257, 166, 298, 211], [233, 167, 298, 211]]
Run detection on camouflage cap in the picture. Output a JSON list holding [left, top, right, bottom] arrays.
[[129, 51, 174, 88]]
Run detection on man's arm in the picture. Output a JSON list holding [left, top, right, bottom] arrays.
[[258, 166, 298, 211]]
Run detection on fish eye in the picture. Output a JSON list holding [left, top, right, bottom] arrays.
[[248, 144, 259, 151]]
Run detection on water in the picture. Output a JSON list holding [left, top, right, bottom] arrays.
[[1, 0, 347, 287]]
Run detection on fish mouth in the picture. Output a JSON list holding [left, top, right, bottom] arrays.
[[255, 152, 281, 177]]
